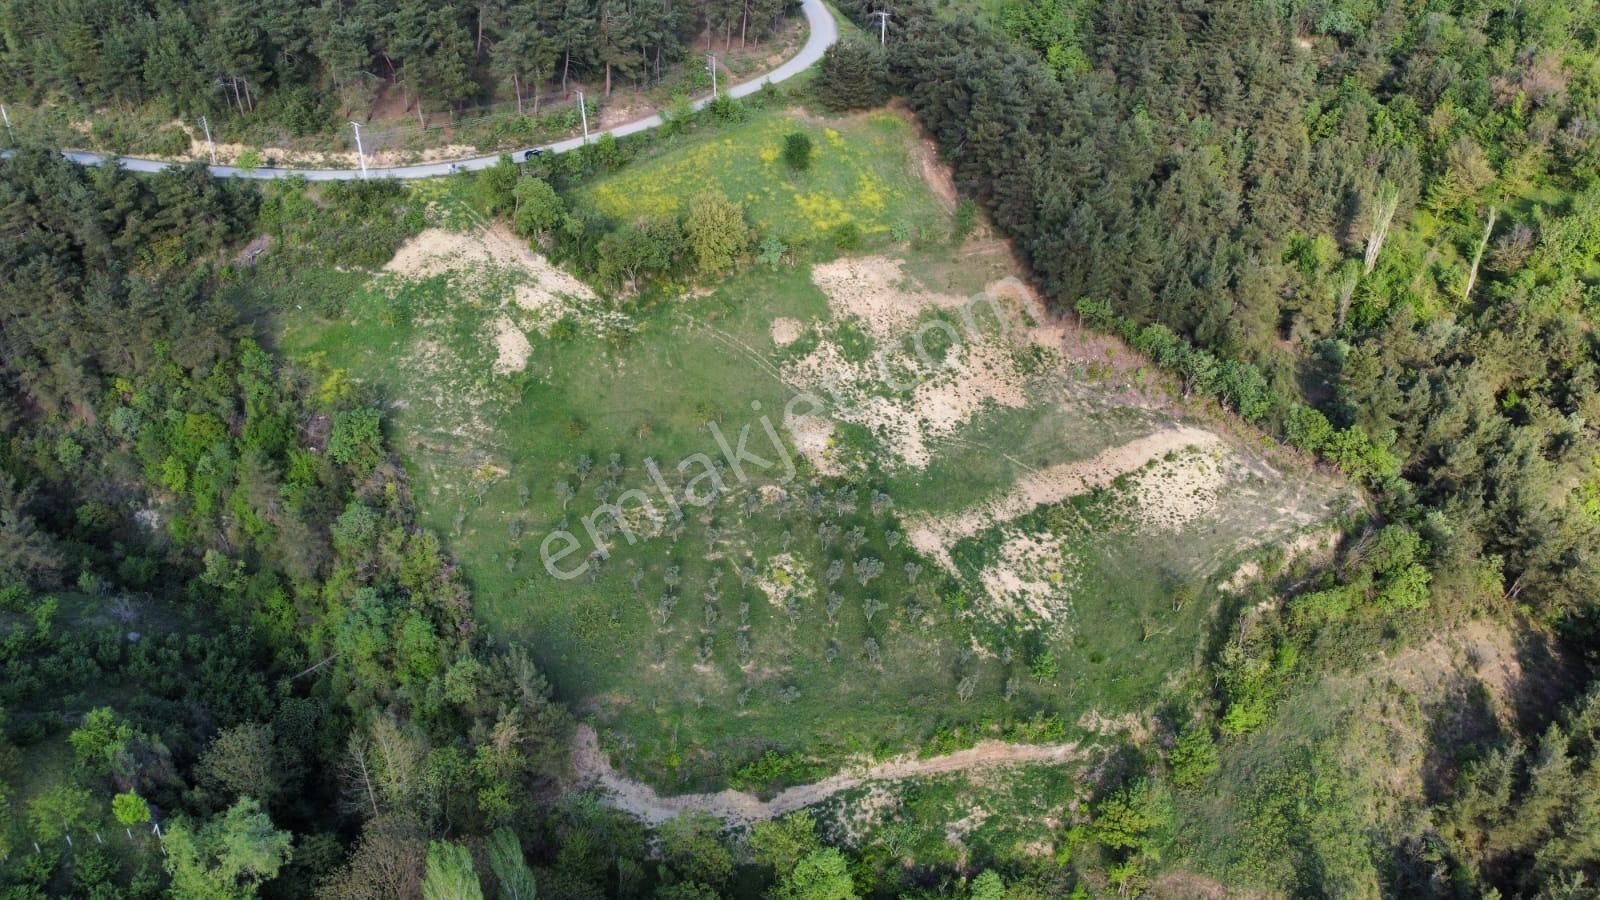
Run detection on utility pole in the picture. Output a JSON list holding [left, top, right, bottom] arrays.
[[349, 121, 368, 179], [871, 11, 890, 45], [576, 91, 589, 145], [708, 54, 718, 99], [199, 115, 216, 165]]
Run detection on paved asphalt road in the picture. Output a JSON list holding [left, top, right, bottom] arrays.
[[35, 0, 837, 182]]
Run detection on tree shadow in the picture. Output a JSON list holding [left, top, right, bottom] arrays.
[[1419, 674, 1503, 805], [1507, 623, 1581, 737]]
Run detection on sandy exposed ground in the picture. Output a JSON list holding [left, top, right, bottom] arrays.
[[909, 425, 1225, 569], [770, 317, 804, 346], [784, 412, 843, 476], [793, 254, 1305, 625], [916, 138, 960, 212], [756, 553, 814, 609], [491, 316, 532, 374], [978, 530, 1076, 622], [788, 256, 1031, 469], [572, 724, 1083, 826], [1126, 446, 1230, 532], [809, 255, 969, 340], [380, 224, 600, 377], [154, 119, 484, 169], [385, 224, 595, 323]]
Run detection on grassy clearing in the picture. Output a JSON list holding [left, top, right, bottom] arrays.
[[577, 109, 948, 246], [261, 105, 1353, 794]]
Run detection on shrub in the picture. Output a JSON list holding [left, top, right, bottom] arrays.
[[749, 812, 821, 875], [328, 408, 384, 474], [757, 235, 789, 268], [1074, 296, 1117, 330], [512, 177, 565, 240], [684, 190, 751, 274], [1219, 359, 1273, 422], [598, 217, 684, 293], [151, 126, 191, 157], [1285, 404, 1335, 453], [1168, 726, 1220, 788], [474, 155, 519, 216], [1090, 778, 1171, 854], [708, 95, 747, 123], [829, 221, 862, 251], [660, 96, 695, 136], [1030, 649, 1059, 682], [113, 791, 152, 826], [782, 132, 813, 171]]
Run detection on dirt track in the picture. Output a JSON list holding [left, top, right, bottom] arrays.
[[907, 424, 1225, 568], [571, 725, 1083, 826]]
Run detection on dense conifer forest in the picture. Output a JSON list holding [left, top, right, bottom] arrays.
[[0, 0, 795, 132]]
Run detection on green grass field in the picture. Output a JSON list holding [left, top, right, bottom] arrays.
[[579, 109, 948, 244], [263, 105, 1353, 793]]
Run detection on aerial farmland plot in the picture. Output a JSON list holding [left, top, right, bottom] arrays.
[[270, 106, 1354, 800]]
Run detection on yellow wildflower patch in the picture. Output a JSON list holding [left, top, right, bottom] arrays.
[[852, 173, 887, 215], [795, 192, 853, 232]]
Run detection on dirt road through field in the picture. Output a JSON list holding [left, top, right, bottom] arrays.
[[572, 725, 1083, 825]]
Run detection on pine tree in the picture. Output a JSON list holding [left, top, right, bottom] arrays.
[[813, 43, 887, 112]]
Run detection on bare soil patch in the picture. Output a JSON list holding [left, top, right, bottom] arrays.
[[912, 136, 959, 212], [785, 412, 843, 476], [977, 530, 1076, 623], [789, 256, 1032, 469], [1151, 872, 1262, 900], [166, 120, 481, 168], [770, 316, 804, 346], [385, 224, 595, 312], [382, 225, 603, 375], [809, 255, 968, 340], [236, 234, 272, 265], [1125, 446, 1230, 532], [491, 316, 532, 374], [598, 96, 651, 129]]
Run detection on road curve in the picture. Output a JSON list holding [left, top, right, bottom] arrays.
[[39, 0, 837, 182]]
